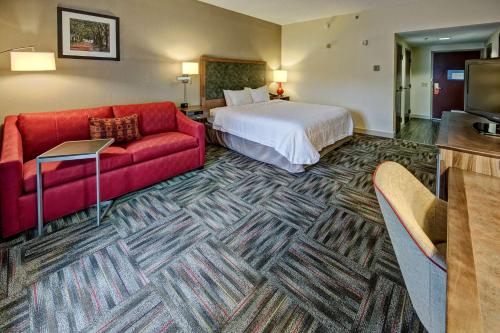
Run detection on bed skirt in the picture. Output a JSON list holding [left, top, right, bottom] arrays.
[[205, 124, 352, 173]]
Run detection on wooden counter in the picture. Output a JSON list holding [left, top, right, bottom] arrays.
[[436, 112, 500, 197], [447, 168, 500, 332]]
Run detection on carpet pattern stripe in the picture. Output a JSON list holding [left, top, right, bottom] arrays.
[[0, 134, 435, 332]]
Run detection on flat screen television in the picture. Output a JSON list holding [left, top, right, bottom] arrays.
[[464, 58, 500, 124]]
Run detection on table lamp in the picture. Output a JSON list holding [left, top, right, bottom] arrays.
[[1, 46, 56, 71], [273, 70, 288, 96], [177, 62, 199, 108]]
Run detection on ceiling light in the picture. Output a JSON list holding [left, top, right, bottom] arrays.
[[439, 37, 452, 40]]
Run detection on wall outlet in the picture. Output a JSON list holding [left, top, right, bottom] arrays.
[[373, 65, 380, 71]]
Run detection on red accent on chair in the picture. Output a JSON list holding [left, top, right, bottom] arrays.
[[0, 101, 205, 237], [112, 101, 177, 135], [124, 132, 197, 163], [17, 107, 113, 161], [23, 146, 132, 193], [0, 116, 24, 237], [176, 110, 205, 166]]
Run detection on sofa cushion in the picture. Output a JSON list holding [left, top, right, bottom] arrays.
[[18, 106, 113, 161], [23, 146, 132, 193], [124, 132, 198, 163], [112, 102, 177, 135], [89, 114, 142, 143]]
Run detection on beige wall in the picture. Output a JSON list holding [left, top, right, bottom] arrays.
[[410, 42, 485, 119], [0, 0, 281, 122], [282, 0, 500, 136]]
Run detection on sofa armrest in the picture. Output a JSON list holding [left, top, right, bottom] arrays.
[[176, 110, 205, 166], [0, 116, 23, 235]]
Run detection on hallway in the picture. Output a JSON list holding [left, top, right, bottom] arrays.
[[396, 118, 440, 145]]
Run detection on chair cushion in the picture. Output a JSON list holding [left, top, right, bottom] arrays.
[[18, 106, 113, 161], [112, 102, 177, 135], [23, 146, 132, 193], [124, 132, 198, 163], [89, 114, 141, 143]]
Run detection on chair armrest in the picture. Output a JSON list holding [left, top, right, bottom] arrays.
[[0, 116, 23, 232], [176, 110, 205, 165]]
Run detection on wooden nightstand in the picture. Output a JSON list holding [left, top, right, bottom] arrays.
[[269, 94, 290, 101], [179, 105, 209, 123]]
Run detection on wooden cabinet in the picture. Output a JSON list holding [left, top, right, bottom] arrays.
[[436, 112, 500, 197]]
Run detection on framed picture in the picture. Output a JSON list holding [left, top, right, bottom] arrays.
[[57, 7, 120, 61]]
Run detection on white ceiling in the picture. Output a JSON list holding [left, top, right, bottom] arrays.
[[198, 0, 418, 25], [398, 23, 500, 46]]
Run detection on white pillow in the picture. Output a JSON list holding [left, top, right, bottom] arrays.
[[223, 90, 234, 106], [246, 86, 270, 103], [224, 89, 253, 106]]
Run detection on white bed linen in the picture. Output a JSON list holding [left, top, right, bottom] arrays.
[[211, 100, 353, 165]]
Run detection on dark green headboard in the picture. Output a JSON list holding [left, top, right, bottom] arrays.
[[200, 56, 266, 109]]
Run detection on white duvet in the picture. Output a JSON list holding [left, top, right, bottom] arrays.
[[211, 100, 353, 165]]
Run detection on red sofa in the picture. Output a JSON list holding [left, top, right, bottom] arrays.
[[0, 101, 205, 237]]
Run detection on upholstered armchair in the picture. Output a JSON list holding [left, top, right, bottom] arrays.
[[373, 161, 447, 333]]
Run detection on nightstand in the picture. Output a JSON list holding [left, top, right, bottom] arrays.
[[269, 94, 290, 101], [179, 105, 209, 123]]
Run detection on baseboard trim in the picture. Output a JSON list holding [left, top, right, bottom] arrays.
[[410, 114, 431, 120], [354, 128, 394, 138]]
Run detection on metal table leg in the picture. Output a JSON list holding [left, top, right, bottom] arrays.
[[96, 153, 100, 226], [36, 158, 43, 236]]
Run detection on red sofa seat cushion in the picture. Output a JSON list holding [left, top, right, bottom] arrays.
[[112, 102, 177, 135], [124, 132, 198, 163], [23, 146, 132, 193], [18, 106, 113, 161]]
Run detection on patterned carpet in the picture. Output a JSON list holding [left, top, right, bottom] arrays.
[[0, 134, 437, 332]]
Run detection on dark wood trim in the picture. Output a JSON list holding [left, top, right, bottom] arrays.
[[199, 55, 266, 109], [200, 56, 266, 65], [57, 7, 120, 61]]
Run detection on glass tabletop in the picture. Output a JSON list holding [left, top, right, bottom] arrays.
[[38, 139, 114, 159]]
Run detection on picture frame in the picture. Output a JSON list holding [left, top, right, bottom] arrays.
[[57, 7, 120, 61]]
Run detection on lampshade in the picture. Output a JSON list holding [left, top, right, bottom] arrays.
[[10, 52, 56, 71], [273, 70, 288, 83], [182, 62, 199, 75]]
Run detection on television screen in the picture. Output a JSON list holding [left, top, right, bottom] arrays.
[[465, 59, 500, 123]]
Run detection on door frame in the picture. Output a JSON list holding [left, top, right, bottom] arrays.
[[429, 48, 483, 120], [394, 42, 404, 134], [404, 48, 412, 123]]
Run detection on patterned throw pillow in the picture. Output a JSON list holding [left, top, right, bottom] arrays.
[[89, 114, 141, 143]]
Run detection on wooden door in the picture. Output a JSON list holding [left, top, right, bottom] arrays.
[[404, 49, 411, 122], [395, 44, 403, 132], [432, 50, 481, 119]]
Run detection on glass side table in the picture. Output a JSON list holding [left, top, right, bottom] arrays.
[[36, 138, 114, 236]]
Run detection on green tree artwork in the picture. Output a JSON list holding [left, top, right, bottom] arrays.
[[70, 18, 110, 52]]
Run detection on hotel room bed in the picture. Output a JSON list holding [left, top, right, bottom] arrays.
[[207, 99, 353, 172], [200, 56, 353, 172]]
